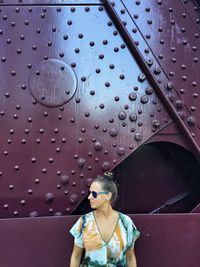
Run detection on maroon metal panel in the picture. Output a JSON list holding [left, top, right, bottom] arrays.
[[0, 214, 199, 267], [0, 0, 101, 4], [105, 0, 200, 157], [0, 4, 173, 218]]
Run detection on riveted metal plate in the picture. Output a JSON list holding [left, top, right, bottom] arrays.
[[0, 4, 173, 217], [0, 0, 102, 5], [105, 0, 200, 155], [29, 59, 77, 107]]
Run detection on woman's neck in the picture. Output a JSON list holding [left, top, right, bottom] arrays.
[[94, 204, 115, 218]]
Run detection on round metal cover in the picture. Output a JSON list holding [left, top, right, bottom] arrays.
[[29, 59, 77, 107]]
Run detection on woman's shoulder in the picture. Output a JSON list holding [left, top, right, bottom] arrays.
[[118, 212, 137, 228], [80, 211, 94, 221]]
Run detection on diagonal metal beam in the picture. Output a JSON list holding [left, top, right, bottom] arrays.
[[104, 0, 200, 158]]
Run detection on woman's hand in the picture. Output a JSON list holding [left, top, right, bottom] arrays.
[[69, 244, 83, 267]]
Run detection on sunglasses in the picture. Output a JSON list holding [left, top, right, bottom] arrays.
[[89, 190, 109, 198]]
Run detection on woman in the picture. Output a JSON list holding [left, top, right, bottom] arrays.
[[69, 172, 140, 267]]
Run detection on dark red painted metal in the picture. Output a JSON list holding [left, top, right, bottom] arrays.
[[0, 214, 199, 267], [104, 0, 200, 157], [0, 3, 176, 218]]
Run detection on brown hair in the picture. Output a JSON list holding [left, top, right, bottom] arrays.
[[93, 172, 118, 203]]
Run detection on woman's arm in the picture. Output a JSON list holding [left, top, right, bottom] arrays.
[[69, 244, 83, 267], [126, 249, 137, 267]]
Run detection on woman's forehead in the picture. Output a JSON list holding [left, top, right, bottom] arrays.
[[90, 181, 103, 191]]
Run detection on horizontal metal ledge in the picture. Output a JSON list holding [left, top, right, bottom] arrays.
[[0, 0, 102, 5]]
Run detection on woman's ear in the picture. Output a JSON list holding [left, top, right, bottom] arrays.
[[107, 192, 112, 201]]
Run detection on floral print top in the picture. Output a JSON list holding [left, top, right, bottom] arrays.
[[70, 211, 140, 267]]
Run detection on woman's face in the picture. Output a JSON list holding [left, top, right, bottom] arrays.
[[88, 181, 110, 209]]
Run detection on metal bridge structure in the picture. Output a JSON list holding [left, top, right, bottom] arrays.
[[0, 0, 200, 266]]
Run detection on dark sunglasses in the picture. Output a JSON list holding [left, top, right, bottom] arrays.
[[89, 190, 109, 198]]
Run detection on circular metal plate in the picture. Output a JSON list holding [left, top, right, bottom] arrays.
[[29, 59, 77, 107]]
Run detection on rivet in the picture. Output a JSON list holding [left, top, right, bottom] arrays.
[[118, 147, 126, 155], [14, 165, 20, 170], [78, 138, 83, 143], [28, 189, 33, 194], [9, 184, 14, 190], [69, 194, 78, 204], [9, 129, 14, 134], [138, 73, 146, 82], [146, 59, 153, 66], [109, 118, 114, 123], [141, 95, 149, 104], [57, 184, 61, 189], [85, 112, 90, 117], [154, 67, 161, 74], [56, 147, 61, 152], [85, 7, 90, 12], [99, 103, 105, 109], [62, 138, 66, 143], [135, 133, 143, 141], [110, 128, 118, 137], [129, 113, 137, 121], [124, 105, 129, 110], [20, 200, 26, 205], [118, 111, 126, 120], [176, 100, 184, 109], [193, 93, 198, 98], [165, 82, 174, 90], [190, 106, 196, 112], [95, 124, 99, 129], [29, 211, 38, 217], [14, 211, 18, 216], [77, 158, 86, 168], [48, 158, 54, 163], [192, 82, 197, 87], [4, 204, 9, 209], [94, 141, 102, 151], [42, 168, 47, 173], [129, 92, 137, 101], [49, 208, 53, 213], [35, 178, 40, 184], [187, 116, 196, 126], [89, 41, 95, 46], [31, 157, 36, 163], [61, 175, 69, 185], [102, 161, 110, 171], [152, 120, 160, 128], [45, 193, 54, 203], [1, 57, 6, 62]]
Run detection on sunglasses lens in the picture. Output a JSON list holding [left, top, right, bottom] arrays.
[[92, 191, 97, 198]]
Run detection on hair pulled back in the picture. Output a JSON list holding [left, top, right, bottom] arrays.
[[93, 172, 118, 203]]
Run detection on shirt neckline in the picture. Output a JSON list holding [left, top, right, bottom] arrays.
[[92, 211, 120, 245]]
